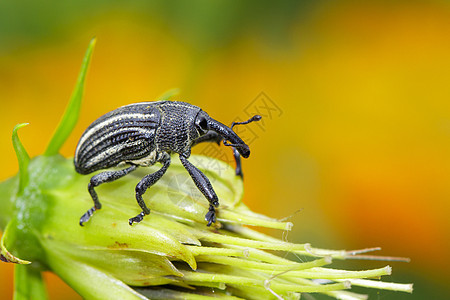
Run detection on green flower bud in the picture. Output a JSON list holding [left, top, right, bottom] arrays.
[[0, 38, 413, 300]]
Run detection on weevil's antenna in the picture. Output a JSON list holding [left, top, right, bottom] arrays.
[[223, 115, 262, 148], [230, 115, 262, 130]]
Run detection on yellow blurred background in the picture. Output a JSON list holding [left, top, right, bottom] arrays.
[[1, 1, 450, 299]]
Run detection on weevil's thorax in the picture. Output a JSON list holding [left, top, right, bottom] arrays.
[[155, 101, 201, 157]]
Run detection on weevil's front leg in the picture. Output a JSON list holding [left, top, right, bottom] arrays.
[[232, 147, 243, 178], [191, 131, 244, 179], [80, 164, 138, 226], [179, 154, 219, 226], [129, 154, 171, 225]]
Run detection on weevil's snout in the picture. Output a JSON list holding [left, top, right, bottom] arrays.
[[238, 145, 250, 158], [207, 115, 262, 159]]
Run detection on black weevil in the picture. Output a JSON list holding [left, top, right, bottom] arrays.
[[74, 101, 261, 226]]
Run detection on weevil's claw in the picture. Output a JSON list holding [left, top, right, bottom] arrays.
[[129, 211, 146, 226], [79, 207, 97, 226], [205, 205, 217, 226]]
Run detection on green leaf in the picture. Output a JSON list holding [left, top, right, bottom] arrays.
[[12, 123, 30, 194], [13, 264, 47, 300], [158, 88, 180, 100], [44, 37, 96, 156]]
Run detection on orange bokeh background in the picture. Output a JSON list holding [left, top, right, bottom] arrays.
[[1, 1, 450, 299]]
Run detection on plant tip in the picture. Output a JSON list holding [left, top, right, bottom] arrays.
[[285, 222, 293, 231]]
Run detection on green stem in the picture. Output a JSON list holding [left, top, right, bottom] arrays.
[[13, 265, 47, 300]]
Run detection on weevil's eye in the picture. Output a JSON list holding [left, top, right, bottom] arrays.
[[195, 112, 209, 135]]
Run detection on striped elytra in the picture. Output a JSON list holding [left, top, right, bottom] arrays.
[[74, 101, 203, 174]]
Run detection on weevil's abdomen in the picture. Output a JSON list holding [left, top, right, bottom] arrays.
[[74, 102, 162, 174]]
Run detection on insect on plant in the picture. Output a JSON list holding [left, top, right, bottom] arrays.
[[74, 100, 261, 227]]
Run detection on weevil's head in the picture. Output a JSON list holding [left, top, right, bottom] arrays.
[[200, 114, 255, 158]]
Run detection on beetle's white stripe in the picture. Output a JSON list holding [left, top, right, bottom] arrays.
[[82, 126, 154, 154], [76, 113, 155, 157], [83, 140, 145, 168]]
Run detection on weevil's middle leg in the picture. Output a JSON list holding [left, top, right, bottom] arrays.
[[80, 164, 138, 226], [129, 154, 171, 225], [179, 154, 219, 226]]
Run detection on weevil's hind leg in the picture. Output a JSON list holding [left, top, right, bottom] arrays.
[[179, 155, 219, 226], [129, 154, 171, 225], [80, 164, 138, 226]]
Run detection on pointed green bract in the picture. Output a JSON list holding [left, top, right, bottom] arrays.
[[158, 88, 180, 100], [44, 38, 96, 156], [12, 123, 30, 194], [1, 221, 31, 265]]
